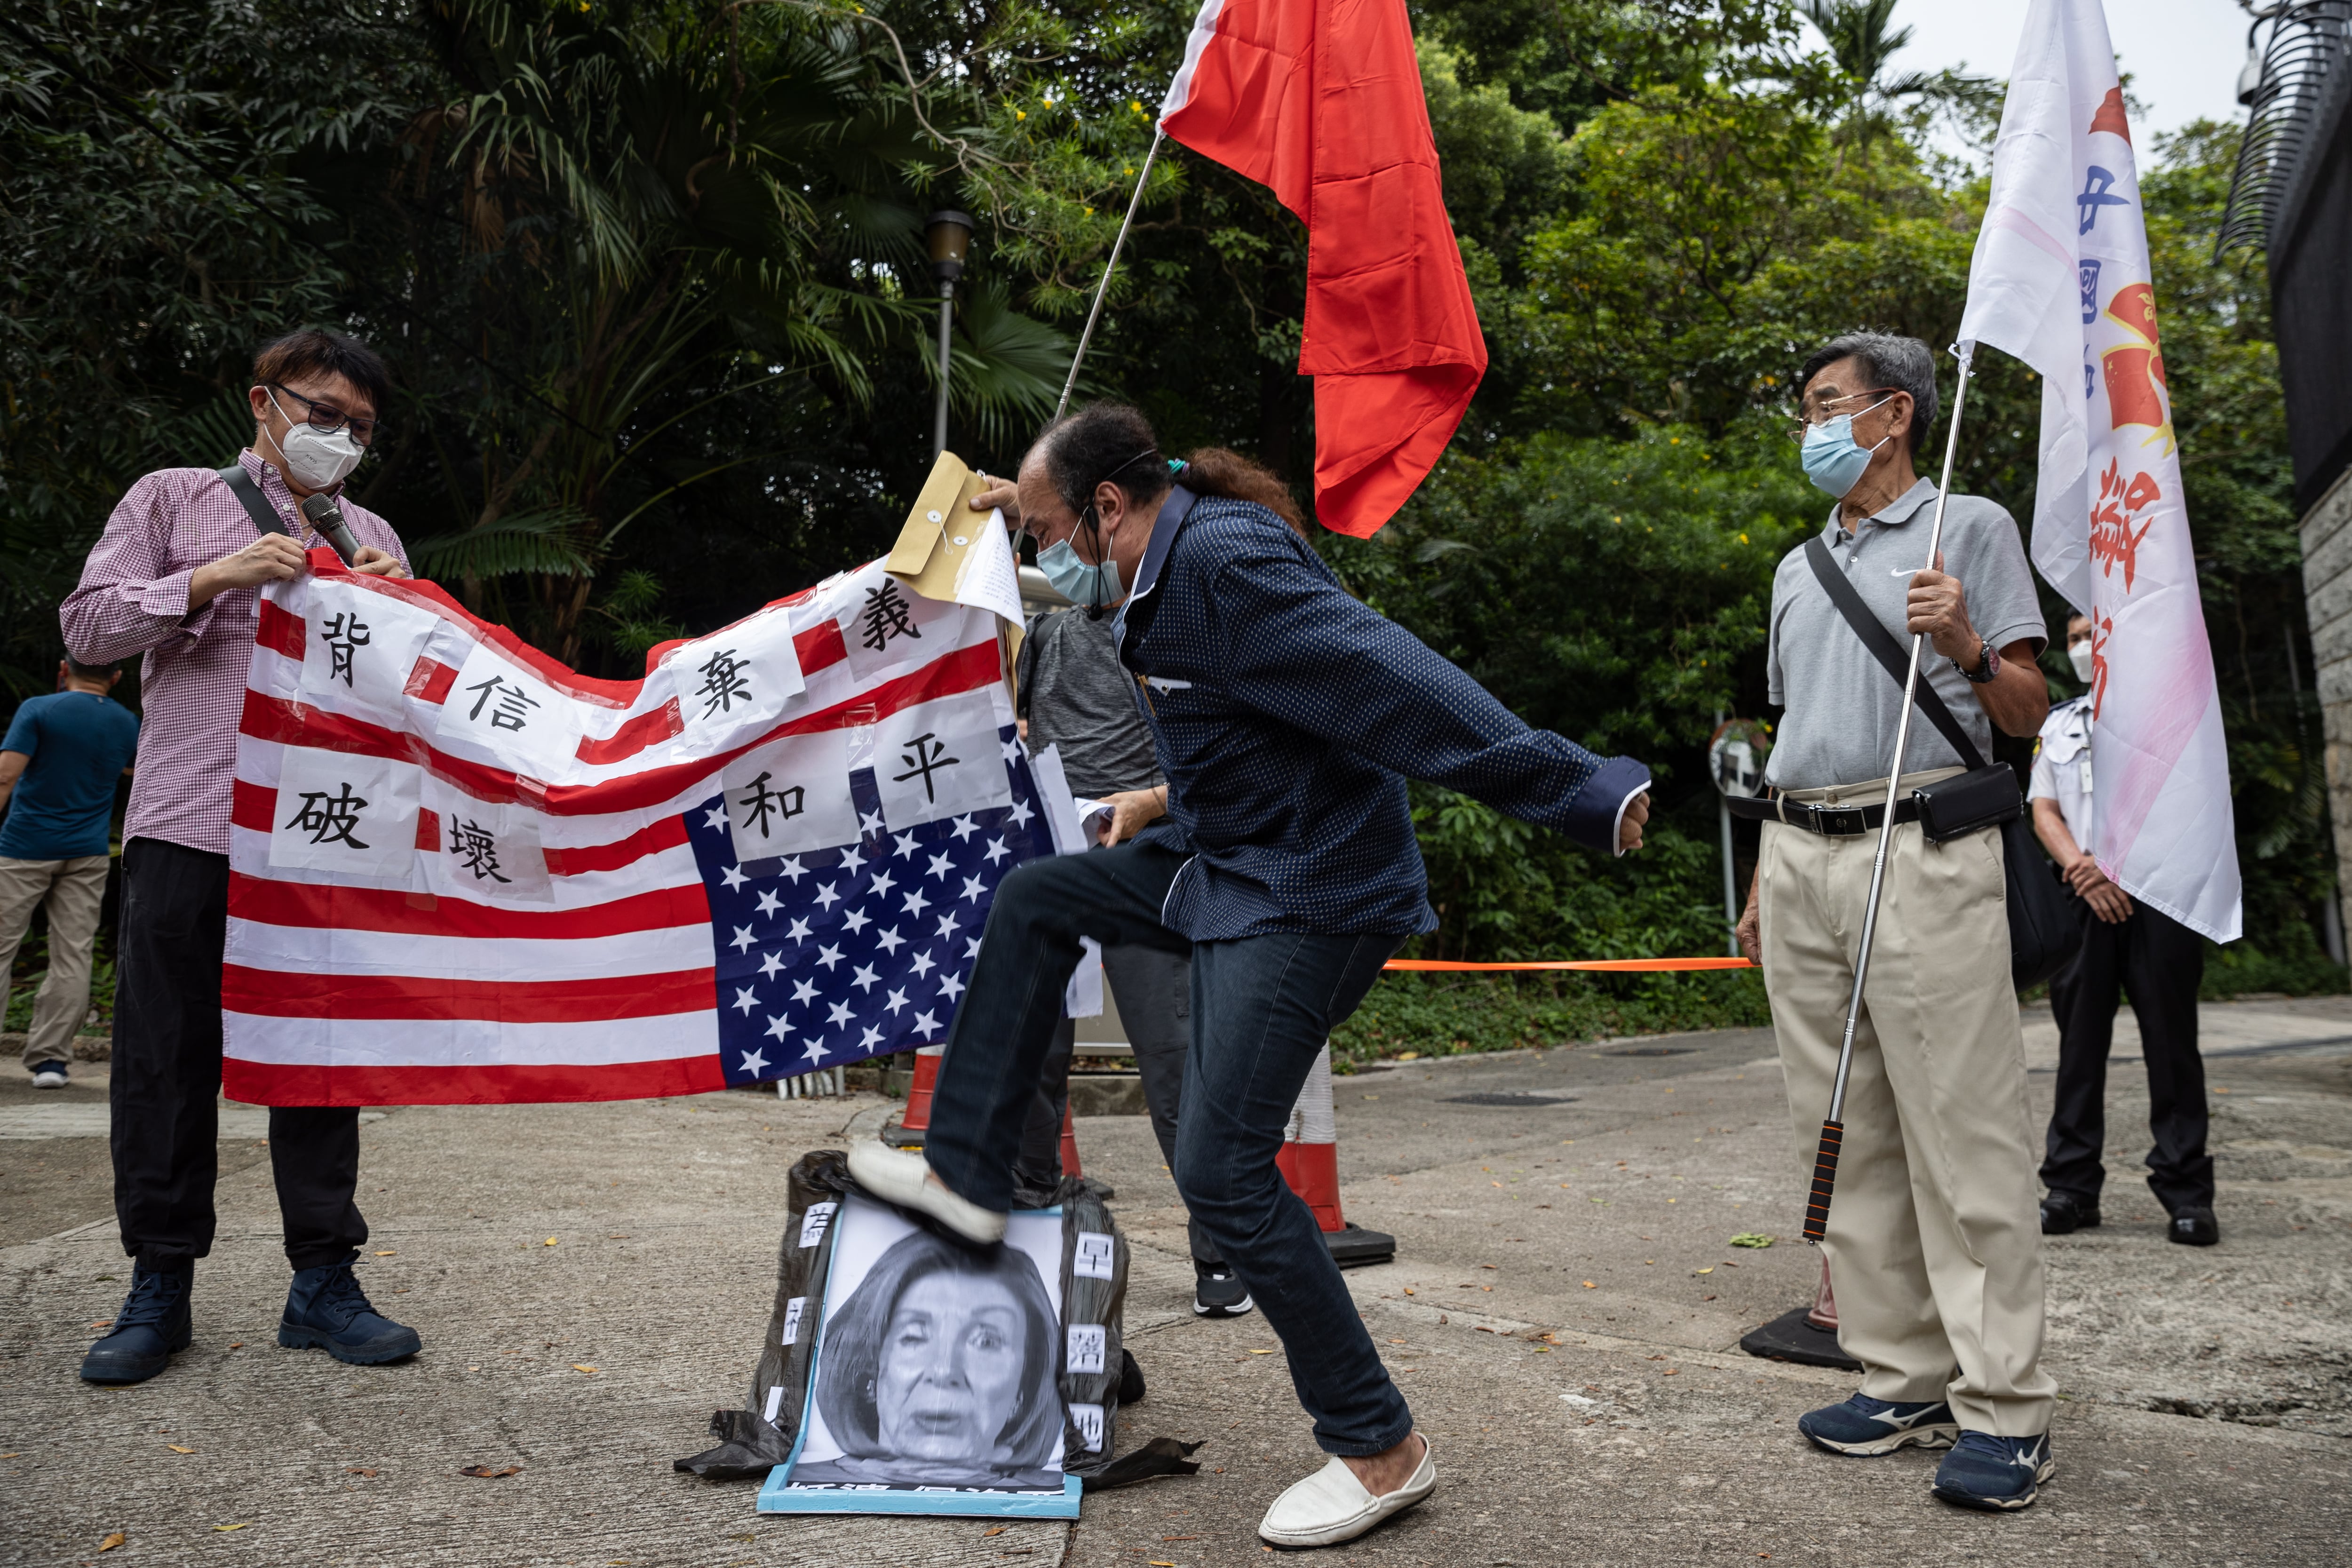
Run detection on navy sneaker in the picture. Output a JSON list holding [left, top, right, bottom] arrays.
[[278, 1254, 422, 1365], [1193, 1261, 1254, 1318], [30, 1059, 69, 1089], [1797, 1393, 1960, 1456], [1931, 1431, 2054, 1511], [80, 1266, 193, 1385]]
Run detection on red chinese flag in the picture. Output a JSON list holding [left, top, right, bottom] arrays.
[[1161, 0, 1487, 536]]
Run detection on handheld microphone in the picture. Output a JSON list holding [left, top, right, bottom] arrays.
[[298, 492, 364, 566]]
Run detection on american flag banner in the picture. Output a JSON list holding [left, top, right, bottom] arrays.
[[223, 524, 1070, 1106]]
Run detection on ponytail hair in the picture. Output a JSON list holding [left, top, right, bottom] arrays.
[[1174, 446, 1306, 538], [1034, 403, 1307, 538]]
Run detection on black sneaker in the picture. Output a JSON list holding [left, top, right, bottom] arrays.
[[1931, 1431, 2053, 1511], [2039, 1191, 2099, 1234], [30, 1059, 68, 1089], [80, 1266, 193, 1385], [1193, 1261, 1254, 1318], [1796, 1393, 1959, 1456], [2166, 1205, 2219, 1246], [279, 1254, 422, 1364]]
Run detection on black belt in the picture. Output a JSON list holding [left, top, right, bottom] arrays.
[[1725, 793, 1920, 836]]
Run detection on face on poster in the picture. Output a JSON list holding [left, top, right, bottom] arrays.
[[781, 1194, 1065, 1496]]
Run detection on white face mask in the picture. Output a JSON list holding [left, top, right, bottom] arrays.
[[264, 390, 366, 490], [2069, 642, 2095, 683]]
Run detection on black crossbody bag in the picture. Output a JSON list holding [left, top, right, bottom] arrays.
[[1802, 535, 2080, 988]]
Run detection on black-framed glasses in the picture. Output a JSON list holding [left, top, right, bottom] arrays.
[[1784, 388, 1898, 443], [270, 383, 383, 446]]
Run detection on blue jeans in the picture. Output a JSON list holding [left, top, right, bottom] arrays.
[[925, 842, 1412, 1456]]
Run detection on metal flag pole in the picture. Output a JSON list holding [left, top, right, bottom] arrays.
[[1056, 126, 1165, 419], [1802, 341, 1978, 1246]]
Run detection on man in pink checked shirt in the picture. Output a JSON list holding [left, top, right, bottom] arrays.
[[61, 329, 425, 1385]]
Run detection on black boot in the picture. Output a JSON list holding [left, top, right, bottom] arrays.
[[80, 1266, 193, 1385], [279, 1254, 422, 1365], [2166, 1205, 2220, 1246], [2039, 1191, 2101, 1235]]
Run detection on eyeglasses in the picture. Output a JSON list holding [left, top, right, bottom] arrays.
[[1784, 388, 1898, 443], [271, 383, 383, 446]]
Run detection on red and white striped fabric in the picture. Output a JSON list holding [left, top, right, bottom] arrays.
[[225, 545, 1063, 1106]]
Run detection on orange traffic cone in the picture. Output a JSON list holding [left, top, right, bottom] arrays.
[[1276, 1044, 1393, 1266], [1058, 1101, 1083, 1180], [884, 1045, 945, 1148]]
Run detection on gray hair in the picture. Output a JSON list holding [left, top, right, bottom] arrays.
[[1796, 333, 1939, 456]]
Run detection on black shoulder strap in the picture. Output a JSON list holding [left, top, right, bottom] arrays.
[[1802, 533, 1988, 772], [216, 464, 293, 537]]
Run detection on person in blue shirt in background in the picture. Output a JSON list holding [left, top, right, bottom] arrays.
[[0, 653, 140, 1087]]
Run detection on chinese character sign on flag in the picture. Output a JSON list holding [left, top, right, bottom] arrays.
[[1957, 0, 2241, 941], [224, 533, 1073, 1107]]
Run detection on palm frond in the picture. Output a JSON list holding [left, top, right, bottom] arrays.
[[409, 510, 595, 579]]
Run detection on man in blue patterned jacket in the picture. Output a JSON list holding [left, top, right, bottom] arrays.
[[852, 403, 1651, 1550]]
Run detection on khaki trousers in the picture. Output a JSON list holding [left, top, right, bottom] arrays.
[[0, 854, 111, 1070], [1757, 774, 2057, 1435]]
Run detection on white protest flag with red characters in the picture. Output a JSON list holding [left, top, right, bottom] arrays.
[[224, 535, 1067, 1106], [1957, 0, 2240, 941]]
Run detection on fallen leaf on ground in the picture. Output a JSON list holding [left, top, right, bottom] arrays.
[[544, 1237, 559, 1246], [1695, 1266, 1715, 1275], [212, 1523, 249, 1532], [1728, 1233, 1775, 1249], [1246, 1349, 1275, 1355], [572, 1364, 598, 1374], [227, 1342, 244, 1349], [459, 1465, 522, 1479], [347, 1467, 378, 1477], [1479, 1263, 1496, 1270], [981, 1527, 1006, 1537], [98, 1532, 126, 1552], [1582, 1281, 1597, 1289], [88, 1320, 113, 1329], [165, 1444, 193, 1454]]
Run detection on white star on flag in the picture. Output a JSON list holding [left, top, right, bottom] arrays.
[[840, 844, 867, 875], [826, 999, 855, 1027], [910, 952, 937, 978], [792, 978, 820, 1005], [1008, 799, 1034, 828], [812, 882, 842, 911], [894, 831, 921, 859], [884, 987, 909, 1015], [965, 937, 983, 959], [738, 1048, 769, 1075], [851, 963, 880, 993], [759, 950, 787, 979], [950, 814, 978, 842], [935, 913, 960, 940], [730, 924, 756, 953], [778, 856, 807, 884], [859, 809, 885, 835], [985, 836, 1010, 865], [843, 908, 871, 934], [858, 1025, 885, 1051], [786, 917, 813, 945], [1001, 735, 1022, 763], [869, 868, 898, 899], [912, 1009, 942, 1039], [765, 1014, 793, 1042], [902, 887, 932, 918], [705, 804, 730, 831], [801, 1038, 829, 1066], [721, 865, 749, 891], [875, 926, 906, 955], [815, 943, 844, 971], [940, 972, 967, 1002], [732, 986, 760, 1015], [961, 875, 987, 904], [755, 889, 783, 916]]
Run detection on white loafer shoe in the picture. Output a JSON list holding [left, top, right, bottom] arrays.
[[1257, 1436, 1434, 1549], [846, 1141, 1007, 1244]]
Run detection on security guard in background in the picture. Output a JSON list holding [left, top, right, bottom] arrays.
[[2031, 613, 2218, 1246]]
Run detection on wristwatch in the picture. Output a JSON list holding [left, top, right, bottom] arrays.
[[1955, 637, 2000, 684]]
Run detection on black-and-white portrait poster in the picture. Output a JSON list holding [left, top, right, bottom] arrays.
[[764, 1193, 1074, 1516]]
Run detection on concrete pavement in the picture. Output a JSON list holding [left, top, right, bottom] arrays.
[[4, 997, 2349, 1564]]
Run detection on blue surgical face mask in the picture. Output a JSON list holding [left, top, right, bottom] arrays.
[[1037, 535, 1122, 606], [1799, 398, 1892, 499]]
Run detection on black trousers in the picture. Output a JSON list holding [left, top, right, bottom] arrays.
[[1015, 944, 1222, 1264], [2039, 891, 2214, 1214], [112, 838, 367, 1273]]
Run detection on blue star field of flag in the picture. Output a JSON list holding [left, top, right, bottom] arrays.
[[686, 724, 1059, 1085]]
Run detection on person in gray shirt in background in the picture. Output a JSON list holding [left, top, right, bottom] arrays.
[[1013, 574, 1252, 1319]]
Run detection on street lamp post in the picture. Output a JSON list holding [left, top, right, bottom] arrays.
[[924, 210, 973, 459]]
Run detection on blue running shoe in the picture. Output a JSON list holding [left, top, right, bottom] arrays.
[[1797, 1393, 1960, 1456], [80, 1266, 193, 1385], [278, 1254, 422, 1365], [1931, 1431, 2054, 1511]]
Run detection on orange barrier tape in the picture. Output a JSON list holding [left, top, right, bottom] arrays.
[[1382, 957, 1754, 972]]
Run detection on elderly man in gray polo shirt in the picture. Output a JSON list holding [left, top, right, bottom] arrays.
[[1732, 332, 2059, 1512]]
